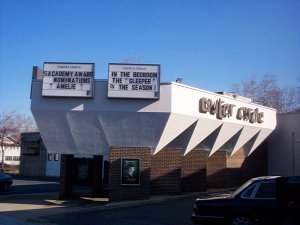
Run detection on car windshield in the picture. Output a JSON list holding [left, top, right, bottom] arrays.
[[231, 179, 254, 197]]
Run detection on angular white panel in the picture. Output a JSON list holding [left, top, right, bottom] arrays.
[[153, 114, 197, 154], [230, 126, 261, 157], [31, 81, 277, 158], [32, 110, 78, 154], [66, 112, 109, 155], [248, 128, 274, 156], [71, 104, 84, 111], [209, 122, 244, 156], [98, 112, 169, 151], [184, 118, 223, 155]]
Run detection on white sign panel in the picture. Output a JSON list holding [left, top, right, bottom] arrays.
[[42, 62, 95, 97], [108, 63, 160, 99]]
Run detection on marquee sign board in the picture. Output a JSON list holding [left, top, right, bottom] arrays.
[[42, 62, 95, 97], [199, 97, 264, 124], [108, 63, 160, 99]]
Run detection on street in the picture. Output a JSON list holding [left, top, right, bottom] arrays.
[[1, 175, 199, 225], [1, 175, 59, 196], [42, 196, 196, 225]]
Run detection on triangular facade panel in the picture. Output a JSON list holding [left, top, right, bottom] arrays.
[[153, 114, 198, 154], [184, 118, 223, 155], [98, 112, 170, 151], [209, 122, 244, 156], [230, 126, 261, 157], [248, 128, 274, 156]]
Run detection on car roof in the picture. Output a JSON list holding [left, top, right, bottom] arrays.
[[250, 176, 280, 182], [280, 176, 300, 184], [250, 176, 300, 183]]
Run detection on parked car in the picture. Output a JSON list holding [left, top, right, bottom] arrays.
[[0, 172, 13, 192], [191, 176, 300, 225]]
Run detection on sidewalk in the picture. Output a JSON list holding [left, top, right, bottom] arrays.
[[0, 191, 204, 225]]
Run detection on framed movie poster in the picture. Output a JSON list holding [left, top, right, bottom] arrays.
[[121, 158, 140, 185]]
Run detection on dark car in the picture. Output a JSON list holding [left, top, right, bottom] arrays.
[[0, 172, 13, 192], [191, 176, 300, 225]]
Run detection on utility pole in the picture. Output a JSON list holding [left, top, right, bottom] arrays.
[[292, 132, 300, 176], [292, 132, 295, 176]]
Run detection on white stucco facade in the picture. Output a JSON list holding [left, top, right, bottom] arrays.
[[31, 79, 277, 159], [268, 113, 300, 176]]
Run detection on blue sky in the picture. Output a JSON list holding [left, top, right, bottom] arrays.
[[1, 0, 299, 116]]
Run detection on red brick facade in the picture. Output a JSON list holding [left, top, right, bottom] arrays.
[[207, 151, 227, 188], [107, 142, 268, 201], [109, 147, 152, 201], [181, 149, 207, 192], [151, 148, 182, 194]]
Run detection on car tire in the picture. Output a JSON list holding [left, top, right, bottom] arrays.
[[229, 215, 254, 225]]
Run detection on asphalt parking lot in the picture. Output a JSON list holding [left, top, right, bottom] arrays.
[[1, 190, 199, 225], [42, 195, 197, 225], [0, 175, 233, 225], [0, 175, 196, 225], [1, 174, 59, 196]]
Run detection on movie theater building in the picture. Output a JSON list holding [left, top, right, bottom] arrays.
[[30, 63, 277, 201]]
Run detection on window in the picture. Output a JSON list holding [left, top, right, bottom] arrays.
[[23, 141, 40, 155], [54, 154, 59, 161], [48, 154, 59, 161], [5, 156, 12, 161], [254, 182, 276, 199], [48, 154, 53, 161], [241, 184, 257, 198], [13, 156, 20, 161]]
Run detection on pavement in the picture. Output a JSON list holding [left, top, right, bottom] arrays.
[[0, 190, 206, 225]]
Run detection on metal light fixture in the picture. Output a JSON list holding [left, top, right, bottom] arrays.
[[176, 78, 182, 83]]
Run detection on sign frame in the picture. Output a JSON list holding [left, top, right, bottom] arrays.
[[108, 63, 160, 100], [121, 158, 140, 185], [42, 62, 95, 98]]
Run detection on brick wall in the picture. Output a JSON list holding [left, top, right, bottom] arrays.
[[20, 136, 47, 177], [226, 148, 246, 187], [109, 147, 151, 201], [242, 141, 268, 180], [107, 142, 268, 200], [226, 141, 268, 188], [207, 151, 227, 188], [151, 148, 182, 194], [181, 149, 207, 192]]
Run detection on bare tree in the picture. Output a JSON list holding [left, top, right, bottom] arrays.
[[281, 85, 299, 113], [13, 114, 38, 138], [0, 111, 18, 171], [0, 110, 37, 171], [231, 74, 299, 113]]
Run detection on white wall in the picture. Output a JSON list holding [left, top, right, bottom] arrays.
[[268, 113, 300, 176], [31, 80, 277, 157], [0, 146, 20, 166], [46, 153, 60, 176]]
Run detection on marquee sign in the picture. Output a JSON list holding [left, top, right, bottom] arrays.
[[42, 62, 95, 97], [199, 97, 264, 124], [108, 63, 160, 99]]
